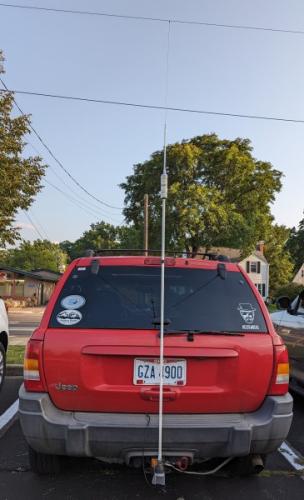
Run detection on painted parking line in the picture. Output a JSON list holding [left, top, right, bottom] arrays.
[[279, 441, 304, 478], [0, 400, 19, 436]]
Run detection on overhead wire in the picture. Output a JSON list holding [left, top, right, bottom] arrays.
[[0, 78, 123, 210], [44, 178, 122, 223], [22, 209, 45, 239], [24, 208, 50, 240], [0, 2, 304, 36], [27, 140, 123, 221], [1, 87, 304, 125]]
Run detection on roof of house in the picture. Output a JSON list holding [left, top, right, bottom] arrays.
[[0, 264, 60, 283], [30, 269, 62, 281], [198, 247, 268, 264]]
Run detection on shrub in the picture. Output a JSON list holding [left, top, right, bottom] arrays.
[[273, 283, 303, 301]]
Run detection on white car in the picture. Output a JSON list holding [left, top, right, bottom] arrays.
[[0, 298, 9, 392]]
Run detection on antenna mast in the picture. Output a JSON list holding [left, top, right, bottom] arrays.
[[152, 20, 171, 488]]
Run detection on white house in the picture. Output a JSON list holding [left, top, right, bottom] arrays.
[[239, 245, 269, 299], [200, 242, 269, 299], [292, 263, 304, 286]]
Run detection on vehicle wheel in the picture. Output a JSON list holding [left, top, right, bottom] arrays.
[[230, 454, 266, 477], [28, 445, 62, 475], [0, 343, 6, 393]]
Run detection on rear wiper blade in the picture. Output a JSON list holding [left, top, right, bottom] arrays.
[[152, 318, 171, 326], [161, 330, 245, 341]]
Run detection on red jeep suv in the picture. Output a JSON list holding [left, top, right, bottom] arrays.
[[19, 255, 293, 475]]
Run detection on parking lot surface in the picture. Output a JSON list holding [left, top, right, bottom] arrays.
[[0, 378, 303, 500]]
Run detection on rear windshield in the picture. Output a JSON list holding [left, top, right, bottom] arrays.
[[49, 265, 267, 333]]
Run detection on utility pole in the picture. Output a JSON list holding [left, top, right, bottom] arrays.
[[144, 194, 149, 256]]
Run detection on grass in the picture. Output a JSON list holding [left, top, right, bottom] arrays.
[[267, 304, 278, 313], [7, 345, 25, 365]]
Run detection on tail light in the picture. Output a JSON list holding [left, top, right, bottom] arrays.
[[268, 345, 289, 396], [24, 340, 47, 392]]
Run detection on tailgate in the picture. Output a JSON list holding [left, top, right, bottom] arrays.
[[43, 329, 274, 414]]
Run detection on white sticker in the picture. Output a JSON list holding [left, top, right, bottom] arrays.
[[238, 303, 256, 324], [242, 324, 260, 330], [61, 295, 86, 310], [77, 267, 87, 271], [56, 309, 82, 326]]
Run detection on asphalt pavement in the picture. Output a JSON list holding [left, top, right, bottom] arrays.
[[0, 377, 304, 499], [8, 308, 44, 346]]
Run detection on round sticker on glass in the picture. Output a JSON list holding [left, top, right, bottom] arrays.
[[56, 309, 82, 326], [61, 295, 86, 310]]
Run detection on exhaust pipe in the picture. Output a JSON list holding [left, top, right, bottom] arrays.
[[175, 456, 190, 471], [251, 454, 264, 474]]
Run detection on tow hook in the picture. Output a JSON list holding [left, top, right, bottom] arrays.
[[175, 456, 190, 471], [251, 454, 264, 473]]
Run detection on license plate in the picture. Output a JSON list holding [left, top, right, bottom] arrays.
[[133, 359, 186, 386]]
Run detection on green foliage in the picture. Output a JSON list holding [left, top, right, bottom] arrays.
[[61, 221, 119, 260], [1, 240, 68, 272], [0, 51, 46, 246], [286, 216, 304, 272], [117, 225, 142, 249], [273, 282, 303, 301], [120, 134, 282, 254], [264, 225, 294, 295], [60, 222, 142, 262]]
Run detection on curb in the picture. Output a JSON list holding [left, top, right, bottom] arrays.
[[7, 364, 23, 377]]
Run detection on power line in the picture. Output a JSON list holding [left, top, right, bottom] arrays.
[[26, 208, 50, 239], [27, 140, 122, 219], [0, 78, 123, 210], [0, 2, 304, 36], [22, 209, 45, 239], [1, 87, 304, 125], [44, 178, 122, 224]]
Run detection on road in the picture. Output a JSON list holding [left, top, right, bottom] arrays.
[[8, 308, 44, 345]]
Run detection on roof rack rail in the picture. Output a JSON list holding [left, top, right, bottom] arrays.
[[84, 249, 230, 262]]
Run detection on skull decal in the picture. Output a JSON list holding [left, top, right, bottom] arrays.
[[238, 303, 256, 324]]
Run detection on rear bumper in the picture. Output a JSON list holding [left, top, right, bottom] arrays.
[[19, 385, 293, 462]]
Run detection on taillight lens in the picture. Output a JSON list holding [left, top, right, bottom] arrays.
[[268, 345, 289, 395], [24, 340, 47, 392]]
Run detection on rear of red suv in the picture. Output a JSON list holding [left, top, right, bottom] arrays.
[[19, 255, 293, 474]]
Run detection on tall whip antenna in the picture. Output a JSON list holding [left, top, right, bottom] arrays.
[[152, 20, 171, 488]]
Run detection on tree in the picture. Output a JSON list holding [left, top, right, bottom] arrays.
[[264, 225, 294, 295], [117, 225, 142, 249], [286, 216, 304, 272], [0, 51, 46, 246], [60, 221, 119, 261], [60, 222, 143, 262], [120, 134, 282, 255], [1, 240, 68, 272]]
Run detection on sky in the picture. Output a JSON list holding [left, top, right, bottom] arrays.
[[1, 0, 304, 244]]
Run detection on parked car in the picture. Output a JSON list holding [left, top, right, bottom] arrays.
[[0, 298, 9, 392], [19, 255, 293, 476], [271, 290, 304, 396]]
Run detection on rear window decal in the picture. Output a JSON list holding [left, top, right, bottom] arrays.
[[238, 303, 256, 324], [61, 295, 86, 310], [56, 309, 82, 326], [242, 324, 260, 330]]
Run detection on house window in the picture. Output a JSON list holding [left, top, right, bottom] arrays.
[[256, 283, 266, 297], [301, 269, 304, 278], [247, 261, 261, 274]]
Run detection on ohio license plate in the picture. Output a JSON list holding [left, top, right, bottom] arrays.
[[133, 359, 186, 386]]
